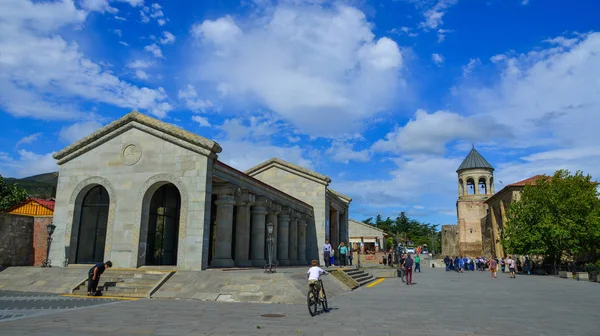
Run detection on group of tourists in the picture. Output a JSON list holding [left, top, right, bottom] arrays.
[[322, 239, 354, 267], [443, 255, 529, 279]]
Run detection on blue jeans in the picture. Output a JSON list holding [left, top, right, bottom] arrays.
[[415, 263, 421, 272], [445, 263, 450, 271]]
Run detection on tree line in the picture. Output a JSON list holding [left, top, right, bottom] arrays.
[[504, 169, 600, 267], [0, 176, 28, 211], [362, 212, 441, 251]]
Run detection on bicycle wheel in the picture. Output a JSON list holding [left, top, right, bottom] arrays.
[[307, 288, 318, 316], [320, 281, 328, 312]]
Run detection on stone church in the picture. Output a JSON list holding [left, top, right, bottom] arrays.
[[48, 112, 351, 271], [442, 147, 495, 257]]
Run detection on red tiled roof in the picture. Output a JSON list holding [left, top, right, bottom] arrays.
[[507, 175, 548, 187], [31, 198, 55, 211]]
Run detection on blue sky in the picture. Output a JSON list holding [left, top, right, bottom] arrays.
[[1, 0, 599, 226]]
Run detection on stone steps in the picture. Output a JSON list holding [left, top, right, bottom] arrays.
[[72, 269, 173, 298], [342, 269, 375, 287]]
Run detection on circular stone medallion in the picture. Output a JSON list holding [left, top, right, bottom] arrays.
[[122, 143, 142, 166]]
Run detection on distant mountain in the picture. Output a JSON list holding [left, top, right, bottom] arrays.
[[5, 172, 59, 199]]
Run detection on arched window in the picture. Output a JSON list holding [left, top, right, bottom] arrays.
[[479, 177, 487, 194], [466, 178, 475, 195], [76, 185, 109, 263]]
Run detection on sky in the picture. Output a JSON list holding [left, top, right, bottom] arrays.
[[1, 0, 599, 226]]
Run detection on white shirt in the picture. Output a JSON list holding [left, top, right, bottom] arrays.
[[307, 266, 326, 281]]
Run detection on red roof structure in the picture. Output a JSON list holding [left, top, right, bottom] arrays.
[[30, 198, 55, 211], [507, 175, 548, 187]]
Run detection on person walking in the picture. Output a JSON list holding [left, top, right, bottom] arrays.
[[444, 255, 450, 271], [415, 254, 421, 272], [524, 257, 531, 275], [403, 254, 414, 285], [397, 253, 406, 282], [488, 257, 498, 278], [338, 242, 348, 267], [323, 240, 332, 267], [87, 260, 112, 296], [348, 247, 354, 266], [500, 257, 506, 273], [387, 249, 393, 267], [507, 255, 517, 278]]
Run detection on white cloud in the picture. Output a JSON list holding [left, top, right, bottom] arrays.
[[119, 41, 129, 46], [144, 43, 163, 58], [81, 0, 118, 14], [178, 85, 214, 112], [135, 70, 149, 80], [114, 15, 127, 21], [334, 154, 462, 210], [157, 18, 166, 26], [159, 31, 175, 44], [326, 141, 370, 164], [189, 2, 405, 136], [462, 58, 481, 77], [218, 140, 314, 172], [127, 60, 153, 69], [521, 0, 530, 5], [437, 28, 452, 42], [113, 29, 122, 36], [372, 109, 510, 155], [15, 133, 42, 148], [432, 53, 444, 65], [218, 115, 283, 142], [0, 0, 172, 120], [140, 3, 166, 25], [192, 115, 211, 127], [420, 0, 458, 30], [0, 150, 57, 178], [59, 121, 103, 144]]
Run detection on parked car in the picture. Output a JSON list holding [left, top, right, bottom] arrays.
[[406, 247, 415, 254], [422, 248, 429, 254]]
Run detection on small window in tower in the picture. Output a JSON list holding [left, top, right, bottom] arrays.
[[479, 178, 487, 194], [466, 178, 475, 195]]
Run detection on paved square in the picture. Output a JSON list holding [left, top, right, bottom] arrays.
[[1, 270, 598, 335]]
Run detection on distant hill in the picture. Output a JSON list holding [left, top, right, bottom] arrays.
[[5, 172, 59, 199]]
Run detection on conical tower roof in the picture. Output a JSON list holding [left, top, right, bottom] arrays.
[[456, 146, 494, 172]]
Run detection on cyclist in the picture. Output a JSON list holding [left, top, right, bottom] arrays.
[[307, 260, 328, 299]]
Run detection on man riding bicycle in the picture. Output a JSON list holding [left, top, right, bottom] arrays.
[[307, 260, 328, 298]]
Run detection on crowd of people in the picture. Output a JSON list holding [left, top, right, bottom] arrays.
[[443, 255, 532, 278]]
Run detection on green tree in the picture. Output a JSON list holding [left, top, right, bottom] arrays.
[[0, 175, 29, 211], [504, 170, 600, 263]]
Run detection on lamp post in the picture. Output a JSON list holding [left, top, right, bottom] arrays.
[[41, 223, 56, 267], [264, 222, 276, 273]]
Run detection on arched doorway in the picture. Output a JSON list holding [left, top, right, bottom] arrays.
[[75, 185, 109, 263], [146, 183, 181, 266]]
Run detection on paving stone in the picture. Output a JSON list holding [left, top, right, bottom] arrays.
[[1, 271, 599, 335]]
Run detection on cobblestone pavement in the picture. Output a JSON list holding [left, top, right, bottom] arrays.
[[1, 269, 599, 335], [0, 291, 121, 322]]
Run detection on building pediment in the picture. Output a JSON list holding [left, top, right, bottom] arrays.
[[245, 158, 332, 185], [53, 112, 222, 164]]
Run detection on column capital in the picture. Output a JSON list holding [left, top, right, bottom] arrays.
[[213, 183, 241, 196], [269, 203, 282, 215], [236, 189, 255, 206], [215, 194, 236, 206]]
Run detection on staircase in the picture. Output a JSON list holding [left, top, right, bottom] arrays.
[[343, 269, 375, 287], [72, 269, 173, 298]]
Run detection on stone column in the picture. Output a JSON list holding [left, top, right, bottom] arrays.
[[267, 204, 281, 265], [277, 207, 291, 266], [210, 184, 239, 268], [250, 196, 270, 267], [288, 211, 298, 265], [234, 190, 255, 267], [298, 214, 308, 265]]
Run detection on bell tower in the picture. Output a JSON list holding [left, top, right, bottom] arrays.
[[456, 146, 494, 257]]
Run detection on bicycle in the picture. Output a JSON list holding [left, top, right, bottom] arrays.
[[307, 278, 328, 316]]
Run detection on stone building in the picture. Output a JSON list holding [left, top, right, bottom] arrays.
[[48, 112, 350, 270], [348, 219, 388, 252], [481, 175, 545, 258], [441, 225, 459, 257], [442, 147, 495, 257]]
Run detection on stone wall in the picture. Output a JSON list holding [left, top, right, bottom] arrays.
[[0, 213, 34, 266], [457, 200, 487, 257], [441, 225, 459, 257]]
